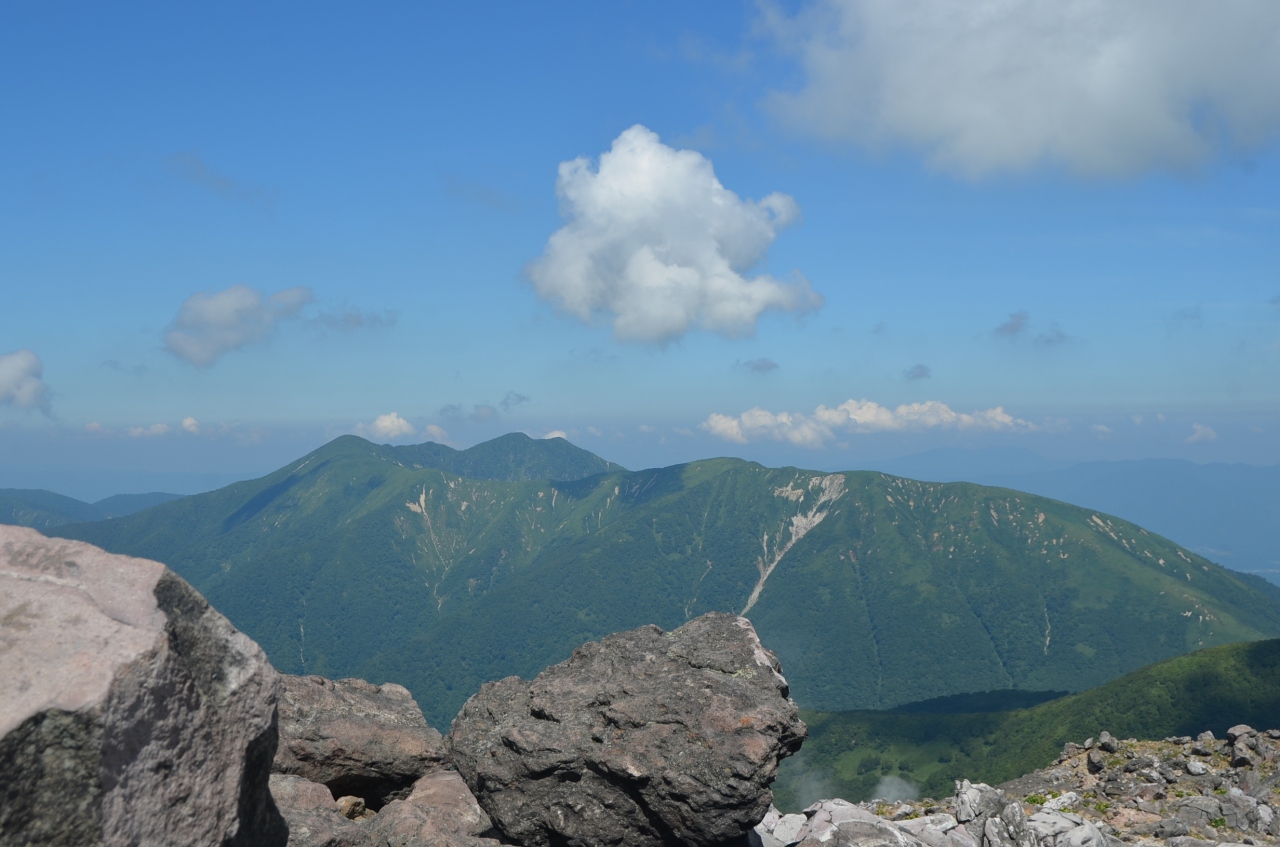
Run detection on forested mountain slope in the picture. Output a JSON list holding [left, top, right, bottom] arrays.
[[775, 637, 1280, 807], [51, 434, 1280, 727]]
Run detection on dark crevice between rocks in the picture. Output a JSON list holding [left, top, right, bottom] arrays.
[[323, 775, 416, 812], [225, 712, 287, 847], [530, 705, 562, 723]]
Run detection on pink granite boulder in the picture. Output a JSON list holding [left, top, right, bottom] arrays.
[[0, 525, 285, 846]]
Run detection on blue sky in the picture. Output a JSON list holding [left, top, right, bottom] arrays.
[[3, 1, 1279, 498]]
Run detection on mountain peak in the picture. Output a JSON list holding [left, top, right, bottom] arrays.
[[332, 431, 625, 483]]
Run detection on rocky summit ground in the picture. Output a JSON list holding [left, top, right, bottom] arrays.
[[755, 725, 1280, 847]]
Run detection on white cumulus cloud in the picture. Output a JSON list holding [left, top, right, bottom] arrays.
[[356, 412, 416, 442], [182, 416, 200, 434], [527, 125, 820, 343], [1187, 423, 1218, 443], [702, 398, 1035, 448], [165, 284, 313, 366], [543, 430, 568, 440], [763, 0, 1280, 178], [0, 349, 51, 413]]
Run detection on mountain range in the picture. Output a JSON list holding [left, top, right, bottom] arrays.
[[0, 488, 182, 529], [42, 433, 1280, 727]]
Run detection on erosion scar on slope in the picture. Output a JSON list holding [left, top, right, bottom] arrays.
[[742, 474, 845, 616]]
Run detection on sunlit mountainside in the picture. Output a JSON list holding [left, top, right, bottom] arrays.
[[50, 433, 1280, 727]]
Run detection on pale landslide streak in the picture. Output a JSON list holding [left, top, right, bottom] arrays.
[[741, 474, 846, 616]]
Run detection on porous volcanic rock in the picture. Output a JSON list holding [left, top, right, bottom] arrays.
[[0, 525, 285, 846], [274, 674, 449, 809], [446, 611, 806, 847]]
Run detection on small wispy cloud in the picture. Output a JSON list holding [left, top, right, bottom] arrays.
[[310, 307, 397, 332], [444, 175, 519, 213], [501, 391, 531, 411], [1168, 306, 1204, 328], [0, 349, 51, 414], [993, 310, 1029, 338], [737, 357, 780, 373], [440, 402, 504, 422], [128, 423, 170, 438], [102, 359, 148, 377], [182, 416, 200, 434], [543, 429, 568, 440], [993, 311, 1071, 345], [167, 151, 273, 210], [702, 398, 1035, 448], [1035, 324, 1071, 346], [165, 285, 313, 367], [904, 363, 931, 380]]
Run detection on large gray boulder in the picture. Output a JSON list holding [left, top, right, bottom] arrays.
[[274, 675, 449, 808], [446, 612, 806, 847], [0, 525, 285, 846]]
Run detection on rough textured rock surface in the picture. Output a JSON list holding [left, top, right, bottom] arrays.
[[270, 770, 499, 847], [447, 612, 806, 847], [0, 524, 285, 846], [274, 674, 449, 809], [270, 774, 366, 847]]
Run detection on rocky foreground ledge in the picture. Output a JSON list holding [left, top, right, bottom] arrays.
[[5, 525, 1280, 847], [752, 727, 1280, 847], [268, 612, 806, 847]]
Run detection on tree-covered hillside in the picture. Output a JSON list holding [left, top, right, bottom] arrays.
[[773, 638, 1280, 809], [51, 433, 1280, 727]]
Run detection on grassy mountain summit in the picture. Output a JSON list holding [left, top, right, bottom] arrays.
[[375, 431, 625, 481], [49, 433, 1280, 727]]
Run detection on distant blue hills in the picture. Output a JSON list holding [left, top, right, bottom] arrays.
[[0, 488, 184, 530]]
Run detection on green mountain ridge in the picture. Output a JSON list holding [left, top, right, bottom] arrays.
[[0, 488, 183, 529], [774, 637, 1280, 809], [47, 433, 1280, 728], [372, 431, 626, 481]]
